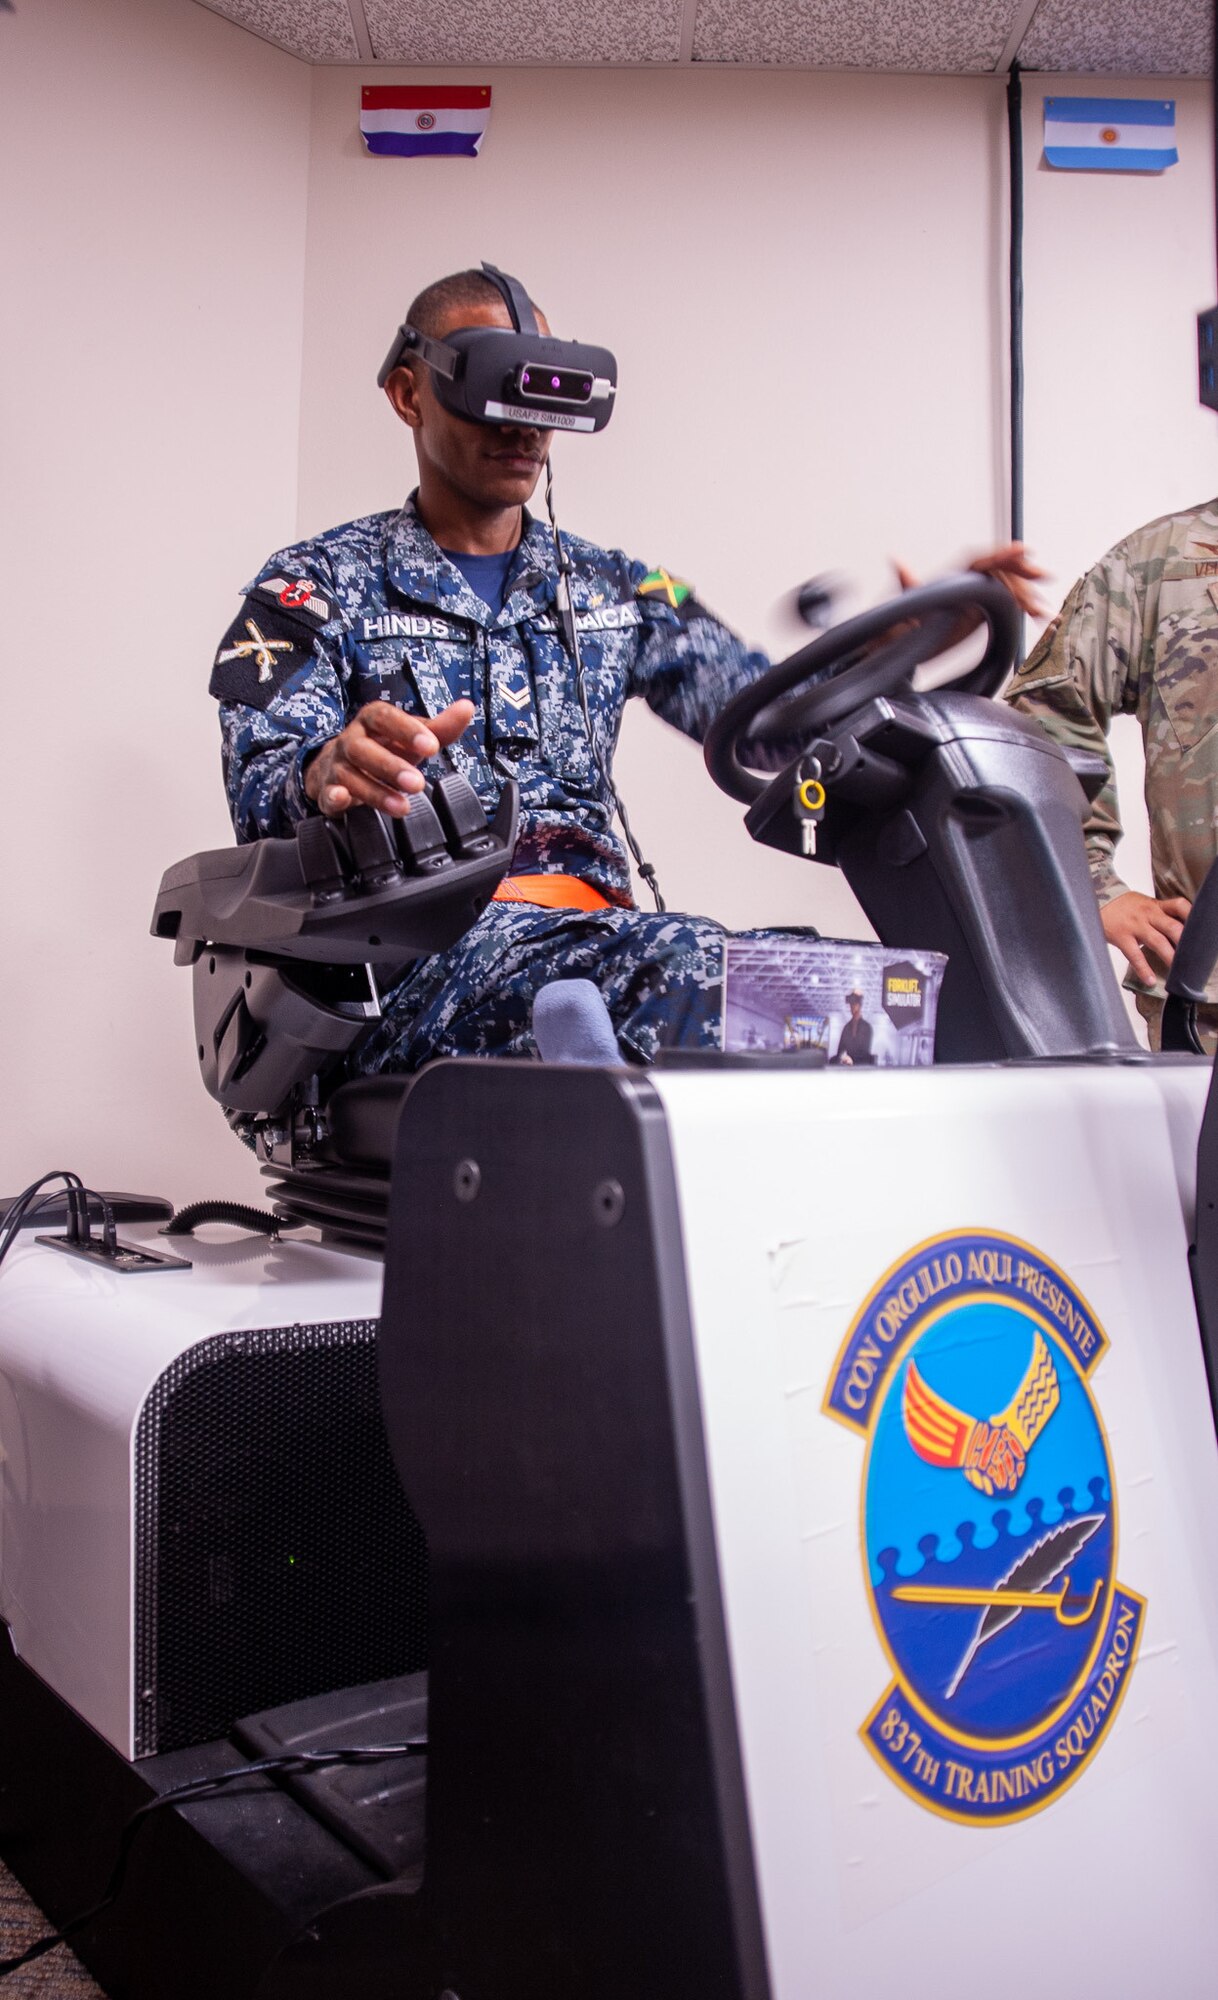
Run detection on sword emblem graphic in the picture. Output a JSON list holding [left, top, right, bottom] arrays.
[[216, 619, 293, 684]]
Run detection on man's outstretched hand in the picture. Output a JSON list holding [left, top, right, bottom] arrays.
[[893, 542, 1049, 634], [1101, 889, 1193, 988], [960, 541, 1049, 621], [304, 699, 476, 818]]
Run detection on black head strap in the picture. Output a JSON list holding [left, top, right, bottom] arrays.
[[377, 324, 457, 389], [480, 261, 538, 335]]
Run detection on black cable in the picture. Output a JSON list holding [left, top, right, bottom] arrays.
[[164, 1200, 298, 1238], [0, 1172, 85, 1272], [0, 1176, 138, 1276], [0, 1740, 428, 1979], [543, 460, 665, 911], [68, 1186, 116, 1252], [1007, 58, 1027, 663]]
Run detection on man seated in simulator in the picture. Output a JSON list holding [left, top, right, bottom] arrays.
[[212, 266, 1041, 1069]]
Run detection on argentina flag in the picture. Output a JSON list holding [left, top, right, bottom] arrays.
[[1044, 97, 1177, 173]]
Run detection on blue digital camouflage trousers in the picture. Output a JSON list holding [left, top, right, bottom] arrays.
[[350, 904, 794, 1071]]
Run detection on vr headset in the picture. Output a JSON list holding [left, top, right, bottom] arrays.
[[376, 262, 617, 433]]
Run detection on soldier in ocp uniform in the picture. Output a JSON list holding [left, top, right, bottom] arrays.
[[1005, 501, 1218, 1049], [214, 267, 1041, 1071]]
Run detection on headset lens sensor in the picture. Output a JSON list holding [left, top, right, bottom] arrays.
[[514, 363, 594, 405]]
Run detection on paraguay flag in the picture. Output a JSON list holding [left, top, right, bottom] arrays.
[[360, 85, 492, 159], [1044, 97, 1177, 173]]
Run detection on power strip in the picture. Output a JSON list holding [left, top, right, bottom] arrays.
[[35, 1235, 192, 1273]]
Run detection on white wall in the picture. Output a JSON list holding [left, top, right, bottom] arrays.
[[299, 64, 1214, 943], [1, 32, 1213, 1201], [0, 0, 310, 1200], [299, 65, 1007, 935], [1020, 75, 1218, 914]]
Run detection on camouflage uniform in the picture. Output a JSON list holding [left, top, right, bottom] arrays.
[[212, 494, 792, 1066], [1005, 497, 1218, 1037]]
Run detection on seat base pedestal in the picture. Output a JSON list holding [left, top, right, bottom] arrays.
[[0, 1627, 427, 2000]]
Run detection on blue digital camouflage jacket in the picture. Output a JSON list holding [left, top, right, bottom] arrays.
[[212, 493, 769, 902]]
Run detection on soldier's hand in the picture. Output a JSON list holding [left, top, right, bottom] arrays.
[[1100, 889, 1192, 987], [893, 543, 1049, 636], [304, 699, 476, 818], [962, 542, 1049, 620]]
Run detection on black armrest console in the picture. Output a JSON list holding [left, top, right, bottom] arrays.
[[151, 778, 518, 1124], [153, 777, 517, 967]]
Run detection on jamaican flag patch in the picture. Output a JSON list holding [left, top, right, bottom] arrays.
[[637, 567, 693, 610]]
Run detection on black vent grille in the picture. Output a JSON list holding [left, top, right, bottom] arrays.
[[134, 1320, 427, 1757]]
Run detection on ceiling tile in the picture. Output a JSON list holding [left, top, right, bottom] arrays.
[[692, 0, 1021, 72], [1018, 0, 1211, 76], [364, 0, 684, 64], [196, 0, 359, 61]]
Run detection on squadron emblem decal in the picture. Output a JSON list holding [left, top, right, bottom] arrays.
[[824, 1230, 1144, 1826]]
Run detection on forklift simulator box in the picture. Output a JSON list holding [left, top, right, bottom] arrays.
[[722, 938, 947, 1065]]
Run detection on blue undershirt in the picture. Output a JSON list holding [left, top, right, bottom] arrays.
[[441, 545, 516, 618]]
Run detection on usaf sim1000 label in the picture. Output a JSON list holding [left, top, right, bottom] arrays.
[[823, 1230, 1144, 1826]]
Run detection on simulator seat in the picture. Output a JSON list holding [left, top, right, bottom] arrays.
[[152, 772, 519, 1246], [152, 574, 1138, 1252]]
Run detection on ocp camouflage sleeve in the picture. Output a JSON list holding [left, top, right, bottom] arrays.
[[1005, 551, 1142, 904]]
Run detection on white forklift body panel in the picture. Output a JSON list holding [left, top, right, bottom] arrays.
[[648, 1059, 1218, 1999], [0, 1231, 383, 1758]]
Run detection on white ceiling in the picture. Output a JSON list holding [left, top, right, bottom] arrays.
[[1018, 0, 1211, 77], [363, 0, 685, 66], [193, 0, 1215, 74], [692, 0, 1016, 73]]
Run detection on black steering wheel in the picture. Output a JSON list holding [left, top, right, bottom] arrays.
[[704, 572, 1021, 805]]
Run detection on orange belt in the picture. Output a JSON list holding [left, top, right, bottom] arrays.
[[492, 872, 612, 912]]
